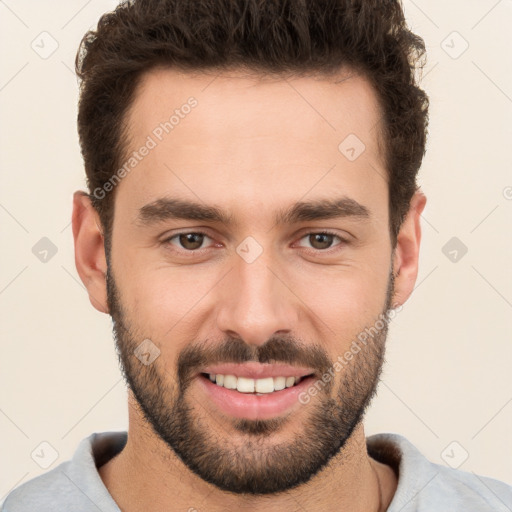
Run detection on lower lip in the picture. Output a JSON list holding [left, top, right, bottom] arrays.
[[196, 374, 315, 420]]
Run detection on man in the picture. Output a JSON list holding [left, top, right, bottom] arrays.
[[3, 0, 511, 511]]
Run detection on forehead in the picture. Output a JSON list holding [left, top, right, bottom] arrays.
[[127, 66, 384, 154], [116, 66, 387, 223]]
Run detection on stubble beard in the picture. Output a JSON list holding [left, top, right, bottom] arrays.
[[107, 267, 395, 495]]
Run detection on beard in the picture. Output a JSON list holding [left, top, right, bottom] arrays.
[[107, 266, 395, 495]]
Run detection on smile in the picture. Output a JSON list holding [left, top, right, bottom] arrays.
[[197, 371, 316, 420], [204, 373, 309, 394]]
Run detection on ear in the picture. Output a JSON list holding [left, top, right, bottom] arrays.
[[391, 189, 427, 308], [72, 191, 109, 314]]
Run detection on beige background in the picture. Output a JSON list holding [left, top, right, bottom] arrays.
[[1, 0, 511, 502]]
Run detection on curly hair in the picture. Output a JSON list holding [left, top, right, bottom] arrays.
[[75, 0, 429, 249]]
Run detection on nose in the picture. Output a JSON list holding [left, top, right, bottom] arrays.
[[215, 248, 299, 347]]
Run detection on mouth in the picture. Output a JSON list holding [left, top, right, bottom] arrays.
[[196, 369, 317, 420], [200, 372, 314, 395]]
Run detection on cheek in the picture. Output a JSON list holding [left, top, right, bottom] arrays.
[[305, 274, 384, 327], [119, 261, 220, 336], [290, 254, 391, 344]]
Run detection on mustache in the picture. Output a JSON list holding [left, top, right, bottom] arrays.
[[177, 336, 333, 392]]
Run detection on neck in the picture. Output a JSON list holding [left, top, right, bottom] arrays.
[[99, 399, 397, 512]]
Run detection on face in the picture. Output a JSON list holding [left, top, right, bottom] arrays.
[[104, 68, 398, 494]]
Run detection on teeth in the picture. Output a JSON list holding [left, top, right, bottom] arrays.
[[285, 376, 296, 388], [237, 376, 255, 393], [223, 374, 237, 390], [273, 376, 286, 391], [207, 374, 306, 393], [255, 377, 274, 393]]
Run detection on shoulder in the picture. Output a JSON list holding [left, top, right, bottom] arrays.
[[2, 462, 76, 512], [367, 433, 512, 511], [1, 432, 126, 512]]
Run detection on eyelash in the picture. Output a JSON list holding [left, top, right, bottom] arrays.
[[162, 230, 348, 255]]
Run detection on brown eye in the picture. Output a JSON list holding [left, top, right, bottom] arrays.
[[297, 232, 344, 251], [178, 233, 205, 250], [165, 232, 211, 251], [308, 233, 335, 250]]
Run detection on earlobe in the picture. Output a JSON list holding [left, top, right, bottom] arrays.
[[72, 191, 110, 314], [391, 190, 427, 308]]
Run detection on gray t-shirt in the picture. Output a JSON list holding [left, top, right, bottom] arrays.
[[2, 431, 511, 511]]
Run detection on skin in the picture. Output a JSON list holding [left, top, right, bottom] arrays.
[[72, 67, 426, 511]]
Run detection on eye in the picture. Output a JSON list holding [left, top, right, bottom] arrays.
[[296, 231, 345, 251], [163, 230, 347, 255], [165, 231, 213, 251]]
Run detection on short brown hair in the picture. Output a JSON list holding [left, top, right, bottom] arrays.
[[76, 0, 429, 249]]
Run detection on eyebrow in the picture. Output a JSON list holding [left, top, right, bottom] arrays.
[[137, 196, 371, 227]]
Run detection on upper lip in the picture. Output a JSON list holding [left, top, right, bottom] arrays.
[[200, 362, 316, 380]]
